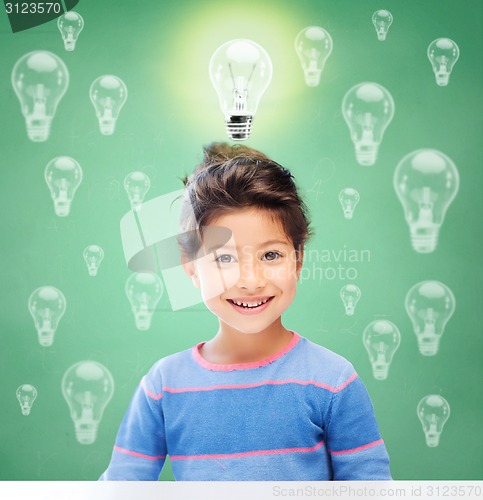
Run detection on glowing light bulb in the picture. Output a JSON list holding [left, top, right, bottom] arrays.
[[394, 149, 459, 253], [363, 320, 400, 380], [125, 273, 164, 330], [11, 50, 69, 142], [16, 384, 37, 416], [339, 188, 360, 219], [62, 361, 114, 445], [372, 10, 393, 41], [57, 11, 84, 51], [342, 82, 394, 166], [405, 280, 455, 356], [294, 26, 333, 87], [427, 38, 459, 86], [89, 75, 128, 135], [44, 156, 83, 217], [124, 172, 151, 210], [340, 284, 361, 316], [417, 395, 450, 447], [83, 245, 105, 277], [209, 39, 273, 141], [28, 286, 66, 346]]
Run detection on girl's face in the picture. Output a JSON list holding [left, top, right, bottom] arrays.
[[190, 208, 303, 335]]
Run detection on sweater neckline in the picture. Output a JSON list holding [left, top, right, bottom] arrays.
[[192, 331, 300, 371]]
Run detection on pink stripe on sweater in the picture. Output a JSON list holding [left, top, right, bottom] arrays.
[[114, 445, 165, 461], [141, 377, 163, 400], [330, 439, 384, 456], [170, 439, 325, 461], [163, 373, 357, 394]]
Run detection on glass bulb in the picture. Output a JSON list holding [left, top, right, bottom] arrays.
[[44, 156, 83, 217], [11, 51, 69, 142], [295, 26, 333, 87], [62, 361, 114, 445], [372, 10, 393, 41], [28, 286, 66, 347], [125, 272, 164, 330], [89, 75, 128, 135], [405, 280, 455, 356], [362, 320, 400, 380], [417, 394, 450, 447], [16, 384, 37, 416], [394, 149, 459, 253], [427, 38, 459, 86], [83, 245, 105, 277], [339, 188, 360, 219], [340, 284, 361, 316], [209, 39, 273, 141], [124, 171, 151, 210], [57, 11, 84, 51], [342, 82, 395, 166]]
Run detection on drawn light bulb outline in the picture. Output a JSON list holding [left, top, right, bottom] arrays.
[[11, 50, 69, 142], [339, 188, 360, 219], [125, 273, 164, 330], [83, 245, 105, 277], [62, 361, 114, 445], [45, 156, 83, 217], [124, 172, 151, 210], [394, 149, 459, 254], [417, 395, 450, 447], [57, 11, 84, 51], [16, 384, 37, 416], [427, 38, 460, 87], [372, 10, 393, 41], [405, 281, 455, 356], [28, 286, 67, 347], [342, 82, 395, 166], [294, 26, 333, 87], [209, 39, 273, 141], [340, 284, 361, 316], [89, 75, 128, 135], [362, 320, 400, 380]]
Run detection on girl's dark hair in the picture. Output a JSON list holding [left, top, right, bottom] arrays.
[[178, 143, 312, 260]]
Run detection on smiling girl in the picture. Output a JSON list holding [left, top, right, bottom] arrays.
[[100, 143, 391, 481]]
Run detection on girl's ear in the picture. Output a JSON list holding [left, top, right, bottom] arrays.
[[182, 256, 200, 288], [295, 246, 304, 281]]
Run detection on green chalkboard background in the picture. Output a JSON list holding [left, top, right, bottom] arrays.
[[1, 0, 482, 481]]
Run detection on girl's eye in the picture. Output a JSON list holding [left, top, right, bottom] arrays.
[[215, 254, 236, 264], [263, 251, 282, 262]]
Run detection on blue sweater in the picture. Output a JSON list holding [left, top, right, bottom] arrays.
[[100, 332, 391, 480]]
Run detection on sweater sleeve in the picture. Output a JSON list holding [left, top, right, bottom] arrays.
[[325, 366, 392, 480], [99, 369, 167, 481]]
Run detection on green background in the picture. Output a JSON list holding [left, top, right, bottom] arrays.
[[1, 0, 482, 481]]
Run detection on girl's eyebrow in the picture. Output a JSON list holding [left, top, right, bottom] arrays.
[[207, 239, 290, 253]]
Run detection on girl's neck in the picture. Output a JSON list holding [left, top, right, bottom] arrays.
[[199, 320, 293, 365]]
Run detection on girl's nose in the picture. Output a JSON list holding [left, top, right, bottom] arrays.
[[236, 259, 266, 290]]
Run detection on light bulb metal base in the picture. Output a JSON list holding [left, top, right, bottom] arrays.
[[304, 70, 321, 87], [410, 228, 439, 254], [435, 73, 450, 86], [377, 31, 387, 41], [225, 115, 253, 141], [37, 329, 55, 347], [54, 199, 72, 217], [371, 364, 389, 381], [417, 338, 440, 356], [424, 433, 441, 447], [355, 143, 378, 166], [99, 118, 116, 135], [75, 423, 98, 445], [26, 117, 52, 142]]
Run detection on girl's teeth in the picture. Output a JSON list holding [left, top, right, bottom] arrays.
[[232, 297, 270, 308]]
